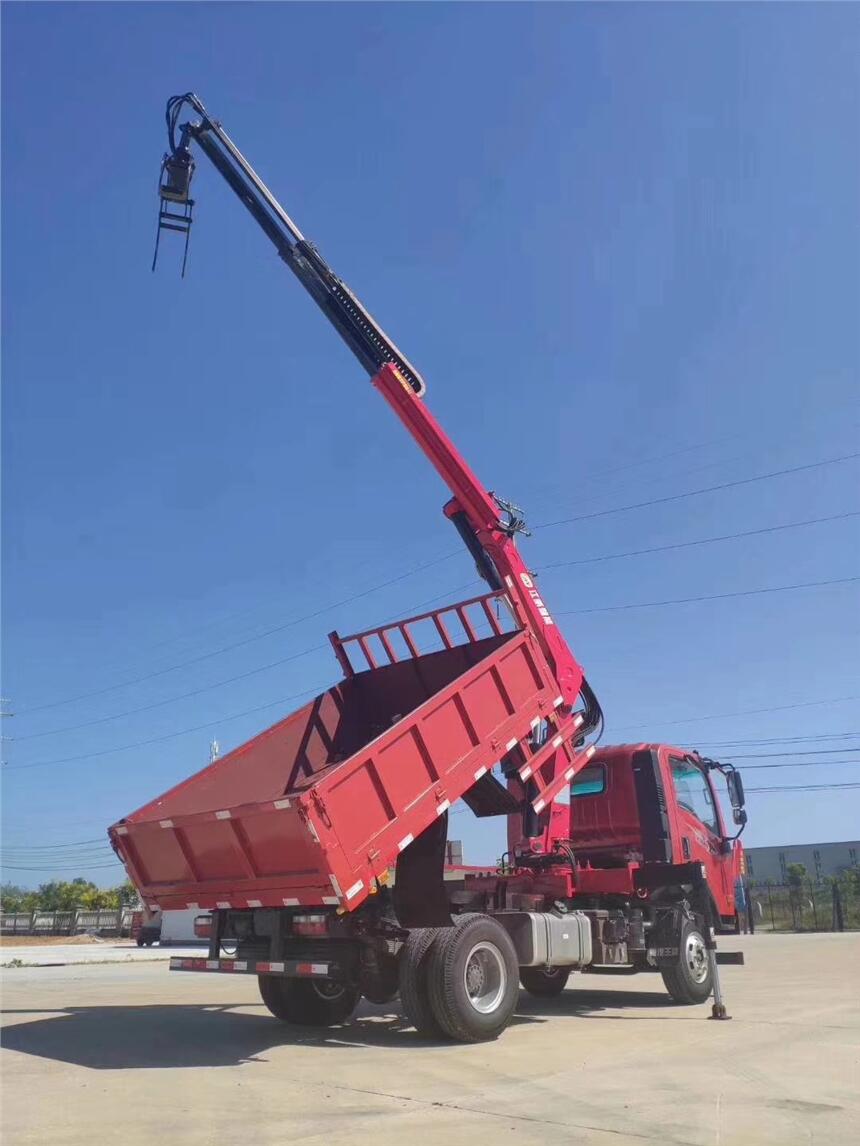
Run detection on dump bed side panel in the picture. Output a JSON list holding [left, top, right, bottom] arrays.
[[111, 631, 562, 913]]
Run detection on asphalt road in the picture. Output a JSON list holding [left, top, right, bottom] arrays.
[[2, 932, 857, 1145]]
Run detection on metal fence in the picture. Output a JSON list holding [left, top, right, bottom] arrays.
[[748, 880, 860, 932], [0, 908, 136, 937]]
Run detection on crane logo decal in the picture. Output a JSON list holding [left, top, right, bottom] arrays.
[[520, 572, 555, 626]]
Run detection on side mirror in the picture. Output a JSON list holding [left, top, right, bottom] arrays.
[[726, 769, 745, 809], [732, 807, 748, 827]]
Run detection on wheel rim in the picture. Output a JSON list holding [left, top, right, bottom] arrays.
[[312, 980, 346, 1001], [685, 931, 709, 984], [463, 942, 507, 1014]]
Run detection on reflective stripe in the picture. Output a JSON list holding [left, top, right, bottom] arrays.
[[311, 963, 328, 975], [574, 714, 584, 727], [436, 800, 450, 815], [505, 738, 518, 751], [586, 744, 596, 758], [474, 766, 487, 780], [398, 834, 414, 852], [345, 880, 364, 900], [246, 899, 262, 908], [186, 902, 199, 909], [206, 960, 219, 969], [329, 875, 343, 897], [215, 810, 231, 820], [273, 799, 291, 809], [322, 897, 339, 906], [530, 716, 541, 730], [116, 826, 128, 835], [552, 734, 563, 748], [565, 768, 575, 781], [533, 799, 546, 814], [553, 696, 564, 708], [519, 765, 532, 780], [282, 898, 300, 907], [216, 901, 231, 909], [159, 820, 174, 829], [306, 821, 320, 843]]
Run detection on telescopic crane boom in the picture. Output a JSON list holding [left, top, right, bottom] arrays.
[[152, 93, 601, 735]]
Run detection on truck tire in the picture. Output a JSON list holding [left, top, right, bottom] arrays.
[[398, 915, 480, 1037], [428, 915, 519, 1043], [399, 927, 445, 1037], [258, 976, 359, 1026], [519, 966, 570, 997], [660, 921, 713, 1004]]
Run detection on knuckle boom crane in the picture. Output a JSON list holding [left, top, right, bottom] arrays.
[[153, 92, 602, 739]]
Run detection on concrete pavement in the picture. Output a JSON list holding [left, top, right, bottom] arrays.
[[1, 943, 204, 967], [2, 932, 858, 1145]]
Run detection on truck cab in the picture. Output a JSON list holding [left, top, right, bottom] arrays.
[[561, 744, 745, 928]]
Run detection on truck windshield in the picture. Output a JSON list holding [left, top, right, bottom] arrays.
[[670, 758, 718, 834]]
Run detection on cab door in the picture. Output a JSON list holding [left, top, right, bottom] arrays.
[[665, 754, 734, 917]]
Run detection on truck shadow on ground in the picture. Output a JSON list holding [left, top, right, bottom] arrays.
[[0, 988, 676, 1070]]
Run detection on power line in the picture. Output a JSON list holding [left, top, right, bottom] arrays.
[[535, 451, 860, 530], [0, 837, 107, 849], [10, 643, 327, 741], [612, 694, 860, 731], [722, 747, 860, 760], [746, 782, 860, 793], [16, 550, 461, 716], [539, 511, 860, 571], [7, 577, 858, 772], [557, 575, 859, 616], [17, 452, 858, 720], [1, 861, 124, 872], [3, 683, 330, 771], [737, 760, 860, 769], [696, 732, 860, 747], [8, 578, 482, 744]]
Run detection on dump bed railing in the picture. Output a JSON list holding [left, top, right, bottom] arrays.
[[328, 590, 515, 676]]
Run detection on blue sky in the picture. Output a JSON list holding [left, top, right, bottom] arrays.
[[3, 3, 858, 882]]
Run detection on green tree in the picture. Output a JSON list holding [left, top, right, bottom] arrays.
[[35, 878, 99, 910], [0, 883, 38, 913]]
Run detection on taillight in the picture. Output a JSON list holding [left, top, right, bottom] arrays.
[[193, 914, 212, 939], [292, 914, 328, 937]]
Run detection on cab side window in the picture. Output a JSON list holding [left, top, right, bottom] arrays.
[[670, 757, 718, 834]]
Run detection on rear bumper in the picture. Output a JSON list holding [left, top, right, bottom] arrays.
[[169, 956, 333, 978]]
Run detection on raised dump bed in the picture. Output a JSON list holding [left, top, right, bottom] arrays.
[[109, 592, 567, 915]]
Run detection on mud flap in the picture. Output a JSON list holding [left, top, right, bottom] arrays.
[[393, 811, 452, 928]]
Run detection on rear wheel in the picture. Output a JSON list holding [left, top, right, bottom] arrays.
[[398, 915, 480, 1037], [399, 927, 445, 1036], [520, 965, 570, 997], [661, 921, 713, 1004], [258, 976, 359, 1026], [428, 915, 519, 1042]]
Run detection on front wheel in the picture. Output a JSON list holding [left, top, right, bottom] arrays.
[[428, 915, 519, 1042], [520, 965, 570, 997], [660, 921, 713, 1004], [258, 976, 360, 1026]]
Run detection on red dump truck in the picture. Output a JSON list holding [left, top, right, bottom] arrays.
[[109, 96, 747, 1043]]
